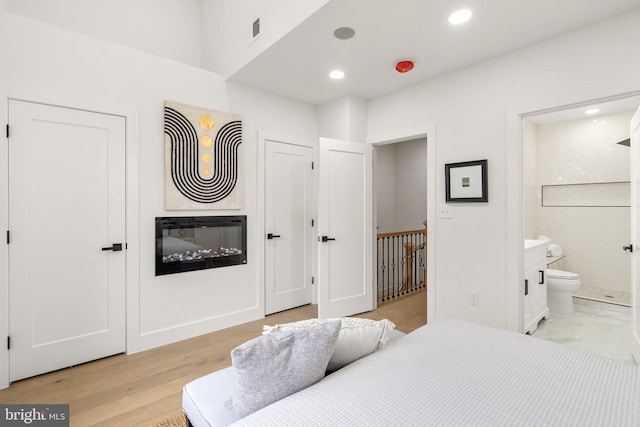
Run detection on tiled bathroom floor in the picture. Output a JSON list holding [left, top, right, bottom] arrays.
[[573, 285, 631, 306], [532, 298, 636, 365]]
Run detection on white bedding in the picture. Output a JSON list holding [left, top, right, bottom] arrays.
[[233, 319, 640, 426], [182, 328, 407, 426]]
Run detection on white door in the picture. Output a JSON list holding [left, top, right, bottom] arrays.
[[265, 140, 314, 314], [318, 138, 374, 319], [8, 100, 126, 381], [631, 106, 640, 365]]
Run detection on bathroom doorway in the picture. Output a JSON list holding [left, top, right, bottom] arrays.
[[521, 94, 640, 365], [523, 101, 637, 307]]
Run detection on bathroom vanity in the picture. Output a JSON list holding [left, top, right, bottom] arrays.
[[523, 240, 550, 334]]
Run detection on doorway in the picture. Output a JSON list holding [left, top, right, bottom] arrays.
[[8, 100, 126, 381], [520, 94, 640, 364], [524, 108, 634, 307], [374, 138, 428, 303]]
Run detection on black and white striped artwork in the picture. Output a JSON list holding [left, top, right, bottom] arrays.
[[164, 101, 242, 209]]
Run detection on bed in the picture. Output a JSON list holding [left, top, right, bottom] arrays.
[[183, 319, 640, 426]]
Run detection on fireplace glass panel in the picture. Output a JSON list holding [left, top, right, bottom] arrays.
[[155, 216, 247, 275]]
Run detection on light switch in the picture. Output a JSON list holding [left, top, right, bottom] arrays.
[[469, 290, 479, 305], [440, 205, 452, 219]]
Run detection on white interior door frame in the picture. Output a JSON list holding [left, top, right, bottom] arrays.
[[631, 106, 640, 364], [369, 125, 436, 324], [258, 132, 318, 313], [0, 96, 139, 389]]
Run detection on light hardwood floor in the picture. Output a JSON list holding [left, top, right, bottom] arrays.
[[0, 290, 426, 426]]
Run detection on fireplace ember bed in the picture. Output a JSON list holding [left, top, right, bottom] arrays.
[[155, 216, 247, 276]]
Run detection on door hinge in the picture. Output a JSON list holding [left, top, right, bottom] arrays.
[[5, 124, 9, 138], [311, 219, 314, 227], [312, 276, 315, 285], [7, 336, 10, 351], [6, 230, 9, 244], [311, 161, 314, 170]]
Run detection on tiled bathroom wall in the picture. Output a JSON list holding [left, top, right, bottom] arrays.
[[525, 110, 634, 299]]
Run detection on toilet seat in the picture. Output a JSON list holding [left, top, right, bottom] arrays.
[[547, 269, 579, 281]]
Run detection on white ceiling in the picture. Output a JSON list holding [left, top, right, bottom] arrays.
[[525, 94, 640, 124], [228, 0, 640, 106]]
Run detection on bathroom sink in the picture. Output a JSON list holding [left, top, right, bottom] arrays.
[[524, 239, 546, 250]]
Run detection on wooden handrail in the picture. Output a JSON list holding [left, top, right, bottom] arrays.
[[377, 228, 426, 239]]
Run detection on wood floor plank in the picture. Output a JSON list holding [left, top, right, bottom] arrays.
[[0, 292, 426, 426]]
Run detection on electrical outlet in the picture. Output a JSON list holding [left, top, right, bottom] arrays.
[[440, 205, 452, 219], [469, 290, 479, 305]]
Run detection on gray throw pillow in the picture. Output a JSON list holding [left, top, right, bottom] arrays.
[[229, 319, 341, 418]]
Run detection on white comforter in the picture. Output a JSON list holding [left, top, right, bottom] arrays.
[[234, 319, 640, 426]]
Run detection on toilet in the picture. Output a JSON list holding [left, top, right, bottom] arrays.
[[546, 269, 581, 314]]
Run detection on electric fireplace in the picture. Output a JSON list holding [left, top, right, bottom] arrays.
[[155, 216, 247, 276]]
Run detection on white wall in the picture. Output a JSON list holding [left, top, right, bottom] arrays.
[[395, 138, 428, 231], [375, 145, 396, 233], [375, 139, 428, 233], [0, 10, 318, 388], [201, 0, 329, 76], [368, 10, 640, 329], [534, 110, 633, 294], [5, 0, 203, 68], [318, 96, 368, 142]]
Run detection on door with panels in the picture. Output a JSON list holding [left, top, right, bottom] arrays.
[[318, 138, 374, 319], [265, 140, 314, 314], [8, 100, 126, 381]]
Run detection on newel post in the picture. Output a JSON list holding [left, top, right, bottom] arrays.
[[403, 242, 413, 294]]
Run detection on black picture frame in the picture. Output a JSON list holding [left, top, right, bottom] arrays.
[[445, 159, 488, 202]]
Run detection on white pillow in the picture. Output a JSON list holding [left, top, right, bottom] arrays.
[[230, 320, 341, 417], [263, 317, 396, 372]]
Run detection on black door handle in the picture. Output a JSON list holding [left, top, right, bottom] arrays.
[[267, 233, 281, 240], [539, 270, 545, 285], [623, 244, 633, 253], [321, 236, 336, 242], [102, 243, 123, 252]]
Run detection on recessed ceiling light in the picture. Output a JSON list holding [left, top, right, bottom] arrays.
[[448, 9, 472, 25], [329, 70, 345, 80], [334, 27, 355, 40], [585, 108, 600, 115]]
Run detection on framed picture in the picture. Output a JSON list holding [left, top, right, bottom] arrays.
[[445, 159, 488, 202]]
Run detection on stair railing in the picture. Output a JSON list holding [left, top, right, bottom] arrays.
[[376, 221, 427, 303]]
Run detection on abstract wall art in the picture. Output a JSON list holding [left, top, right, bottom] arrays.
[[164, 101, 243, 209], [444, 159, 488, 202]]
